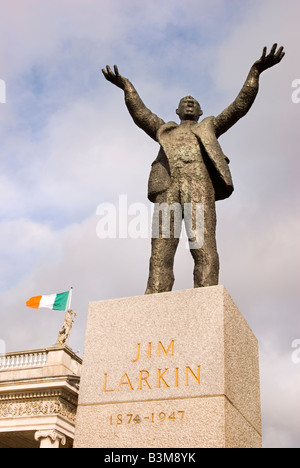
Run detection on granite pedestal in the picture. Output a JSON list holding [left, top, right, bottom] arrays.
[[74, 286, 262, 448]]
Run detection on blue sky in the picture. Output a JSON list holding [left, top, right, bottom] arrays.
[[0, 0, 299, 448]]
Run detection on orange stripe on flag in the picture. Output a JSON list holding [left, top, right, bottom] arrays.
[[26, 295, 42, 309]]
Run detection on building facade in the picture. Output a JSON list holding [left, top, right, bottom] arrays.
[[0, 345, 82, 448]]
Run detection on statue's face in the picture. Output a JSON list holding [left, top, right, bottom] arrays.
[[176, 96, 203, 122]]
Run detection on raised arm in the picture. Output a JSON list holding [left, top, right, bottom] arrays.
[[102, 65, 164, 141], [214, 44, 285, 138]]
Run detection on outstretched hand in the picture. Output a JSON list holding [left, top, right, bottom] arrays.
[[254, 43, 285, 73], [102, 65, 127, 90]]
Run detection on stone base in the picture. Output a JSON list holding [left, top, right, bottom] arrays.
[[74, 286, 262, 448]]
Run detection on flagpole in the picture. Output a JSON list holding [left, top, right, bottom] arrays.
[[66, 287, 73, 311]]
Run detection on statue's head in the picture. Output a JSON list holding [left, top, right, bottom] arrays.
[[176, 96, 203, 122]]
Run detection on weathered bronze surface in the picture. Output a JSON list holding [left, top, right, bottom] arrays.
[[102, 44, 284, 294]]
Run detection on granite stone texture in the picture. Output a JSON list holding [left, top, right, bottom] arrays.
[[74, 286, 262, 448]]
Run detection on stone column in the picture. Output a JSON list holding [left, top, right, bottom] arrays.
[[35, 430, 66, 448]]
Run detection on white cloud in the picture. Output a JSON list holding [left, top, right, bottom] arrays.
[[260, 340, 300, 448]]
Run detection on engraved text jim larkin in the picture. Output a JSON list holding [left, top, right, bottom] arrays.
[[103, 340, 200, 393]]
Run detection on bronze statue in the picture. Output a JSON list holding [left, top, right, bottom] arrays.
[[102, 44, 285, 294]]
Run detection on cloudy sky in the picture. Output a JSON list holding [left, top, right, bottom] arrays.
[[0, 0, 299, 448]]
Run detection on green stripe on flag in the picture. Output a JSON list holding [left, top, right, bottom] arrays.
[[53, 291, 69, 311]]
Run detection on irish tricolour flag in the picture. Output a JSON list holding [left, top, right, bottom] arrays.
[[26, 289, 72, 311]]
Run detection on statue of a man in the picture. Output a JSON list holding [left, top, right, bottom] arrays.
[[56, 309, 76, 345], [102, 44, 284, 294]]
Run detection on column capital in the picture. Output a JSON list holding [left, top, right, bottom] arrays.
[[35, 430, 66, 448]]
